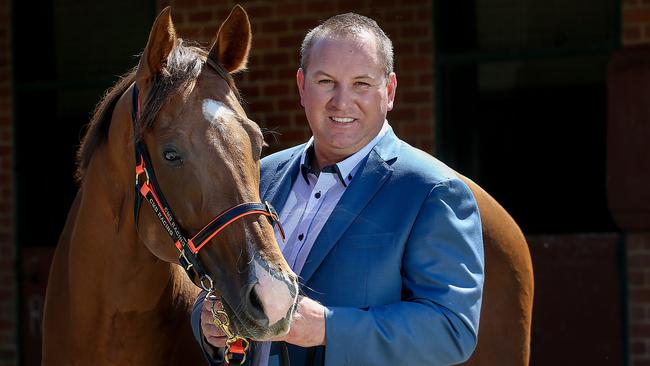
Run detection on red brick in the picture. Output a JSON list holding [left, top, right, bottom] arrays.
[[631, 289, 650, 302], [175, 0, 200, 7], [417, 107, 433, 121], [262, 52, 289, 66], [188, 10, 213, 23], [418, 73, 433, 87], [630, 254, 650, 268], [403, 91, 431, 103], [291, 18, 318, 32], [263, 83, 290, 96], [276, 3, 305, 17], [626, 8, 650, 23], [385, 9, 415, 22], [401, 56, 431, 70], [631, 304, 647, 319], [252, 35, 277, 52], [244, 4, 274, 18], [631, 235, 650, 250], [395, 42, 416, 54], [390, 108, 416, 121], [396, 74, 416, 87], [402, 25, 429, 38], [305, 1, 331, 13], [631, 271, 648, 286], [278, 34, 303, 49], [276, 67, 299, 80], [277, 98, 299, 111], [406, 122, 433, 135], [249, 100, 274, 113], [246, 68, 275, 83], [176, 26, 202, 40], [261, 20, 289, 33], [625, 25, 643, 42], [277, 129, 309, 143], [417, 41, 432, 54]]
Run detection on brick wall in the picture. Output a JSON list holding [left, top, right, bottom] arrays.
[[624, 0, 650, 45], [161, 0, 434, 153], [0, 0, 16, 365], [629, 233, 650, 365], [620, 2, 650, 365]]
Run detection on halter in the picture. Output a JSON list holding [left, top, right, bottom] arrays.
[[130, 61, 285, 364]]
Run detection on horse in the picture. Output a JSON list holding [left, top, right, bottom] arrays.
[[459, 177, 534, 365], [42, 6, 299, 365]]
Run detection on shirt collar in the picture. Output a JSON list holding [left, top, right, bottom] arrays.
[[299, 120, 390, 187]]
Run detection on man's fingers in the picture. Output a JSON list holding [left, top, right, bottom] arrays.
[[205, 334, 228, 347], [201, 299, 228, 344]]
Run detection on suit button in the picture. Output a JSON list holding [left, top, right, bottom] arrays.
[[314, 191, 321, 199], [298, 234, 304, 241]]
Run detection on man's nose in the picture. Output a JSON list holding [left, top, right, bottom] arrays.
[[327, 86, 351, 111]]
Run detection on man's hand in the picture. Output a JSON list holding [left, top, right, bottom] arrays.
[[201, 298, 228, 348], [271, 296, 326, 347]]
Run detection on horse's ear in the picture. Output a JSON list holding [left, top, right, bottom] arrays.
[[208, 5, 252, 74], [136, 6, 177, 84]]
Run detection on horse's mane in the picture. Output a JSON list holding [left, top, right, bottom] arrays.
[[75, 39, 239, 182]]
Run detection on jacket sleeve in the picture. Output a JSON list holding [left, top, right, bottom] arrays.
[[324, 178, 484, 365], [191, 291, 225, 366]]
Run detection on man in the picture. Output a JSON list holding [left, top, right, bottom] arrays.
[[193, 12, 484, 366]]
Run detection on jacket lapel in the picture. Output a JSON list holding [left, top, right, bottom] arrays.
[[299, 130, 401, 283], [262, 149, 302, 212]]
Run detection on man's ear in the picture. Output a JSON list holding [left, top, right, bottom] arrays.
[[297, 68, 306, 107], [135, 6, 177, 85], [386, 72, 397, 111], [208, 5, 252, 73]]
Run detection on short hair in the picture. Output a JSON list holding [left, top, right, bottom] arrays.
[[300, 13, 394, 77]]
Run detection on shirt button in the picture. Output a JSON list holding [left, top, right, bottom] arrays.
[[298, 234, 304, 241], [314, 191, 321, 199]]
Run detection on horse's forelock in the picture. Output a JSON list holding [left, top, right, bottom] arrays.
[[135, 40, 205, 141]]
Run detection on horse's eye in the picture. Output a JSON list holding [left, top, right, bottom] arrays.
[[163, 149, 183, 165]]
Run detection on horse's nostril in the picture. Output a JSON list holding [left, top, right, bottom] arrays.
[[249, 286, 264, 313]]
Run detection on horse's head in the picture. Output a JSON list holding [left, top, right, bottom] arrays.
[[128, 6, 297, 339]]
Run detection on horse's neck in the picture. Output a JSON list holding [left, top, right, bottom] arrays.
[[65, 147, 196, 331]]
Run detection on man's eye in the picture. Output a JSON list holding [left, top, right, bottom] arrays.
[[318, 79, 333, 84], [355, 81, 371, 87]]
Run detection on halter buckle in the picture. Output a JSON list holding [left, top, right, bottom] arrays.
[[179, 251, 193, 271], [199, 274, 214, 292]]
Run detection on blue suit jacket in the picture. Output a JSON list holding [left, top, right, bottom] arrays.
[[193, 128, 484, 365]]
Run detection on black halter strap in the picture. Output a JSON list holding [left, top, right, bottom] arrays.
[[130, 78, 284, 288]]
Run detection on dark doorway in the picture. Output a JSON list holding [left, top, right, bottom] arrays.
[[13, 1, 155, 364], [433, 0, 619, 234]]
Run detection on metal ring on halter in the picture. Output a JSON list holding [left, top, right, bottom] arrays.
[[225, 338, 250, 364], [199, 274, 214, 292]]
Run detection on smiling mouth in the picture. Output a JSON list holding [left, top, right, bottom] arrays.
[[329, 117, 356, 124]]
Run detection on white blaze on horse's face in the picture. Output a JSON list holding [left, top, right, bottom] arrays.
[[202, 99, 236, 128]]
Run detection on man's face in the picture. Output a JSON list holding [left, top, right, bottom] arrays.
[[296, 33, 397, 167]]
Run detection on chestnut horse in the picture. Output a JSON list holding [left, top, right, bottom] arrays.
[[42, 6, 298, 365], [460, 177, 534, 365]]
